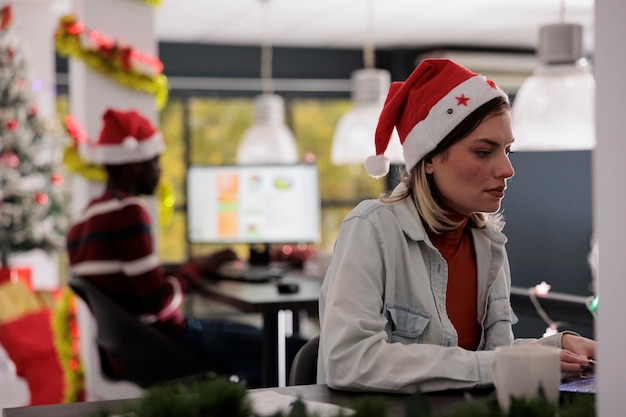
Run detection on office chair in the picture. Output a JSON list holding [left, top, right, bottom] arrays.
[[68, 277, 227, 389], [288, 335, 320, 386]]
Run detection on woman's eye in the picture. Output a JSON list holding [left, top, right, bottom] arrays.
[[476, 150, 491, 157]]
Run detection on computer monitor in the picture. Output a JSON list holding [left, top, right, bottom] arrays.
[[186, 164, 321, 247]]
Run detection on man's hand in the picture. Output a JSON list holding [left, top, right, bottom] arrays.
[[191, 248, 239, 275]]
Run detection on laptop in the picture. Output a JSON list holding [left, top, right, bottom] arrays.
[[560, 372, 596, 394]]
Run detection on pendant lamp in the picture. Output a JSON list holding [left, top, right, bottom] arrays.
[[236, 0, 298, 165], [330, 0, 403, 166], [331, 68, 403, 165], [512, 22, 595, 151]]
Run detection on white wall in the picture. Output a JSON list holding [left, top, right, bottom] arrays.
[[595, 0, 626, 415]]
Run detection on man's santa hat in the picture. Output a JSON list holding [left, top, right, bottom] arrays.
[[95, 108, 165, 165], [365, 59, 509, 178]]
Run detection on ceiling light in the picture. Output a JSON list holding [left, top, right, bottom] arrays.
[[236, 0, 298, 165], [236, 94, 298, 164], [331, 69, 403, 165], [511, 22, 595, 151], [330, 0, 404, 167]]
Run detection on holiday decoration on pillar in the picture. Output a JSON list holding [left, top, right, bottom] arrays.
[[0, 4, 69, 271], [54, 14, 168, 109], [136, 0, 162, 7], [52, 286, 85, 403]]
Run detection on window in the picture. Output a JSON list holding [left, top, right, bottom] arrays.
[[157, 96, 386, 264]]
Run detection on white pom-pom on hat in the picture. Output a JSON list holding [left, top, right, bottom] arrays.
[[122, 137, 139, 150], [365, 154, 390, 178], [94, 108, 165, 165]]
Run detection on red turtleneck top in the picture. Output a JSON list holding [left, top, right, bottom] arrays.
[[427, 218, 480, 350]]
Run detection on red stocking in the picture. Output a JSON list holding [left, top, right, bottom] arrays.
[[0, 309, 64, 405]]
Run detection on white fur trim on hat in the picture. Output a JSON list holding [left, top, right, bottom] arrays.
[[95, 133, 165, 165], [402, 75, 507, 171]]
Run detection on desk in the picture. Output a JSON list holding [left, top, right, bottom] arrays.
[[193, 273, 321, 387], [3, 383, 596, 417], [1, 384, 489, 417]]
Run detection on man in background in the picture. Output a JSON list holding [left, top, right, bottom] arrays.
[[66, 108, 269, 387]]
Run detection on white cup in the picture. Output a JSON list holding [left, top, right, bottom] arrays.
[[492, 344, 561, 412]]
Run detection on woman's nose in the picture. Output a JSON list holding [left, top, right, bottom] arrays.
[[497, 154, 515, 179]]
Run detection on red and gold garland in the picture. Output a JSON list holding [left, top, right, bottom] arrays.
[[52, 287, 85, 403], [54, 14, 168, 109]]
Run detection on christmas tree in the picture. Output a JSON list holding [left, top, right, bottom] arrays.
[[0, 4, 68, 270]]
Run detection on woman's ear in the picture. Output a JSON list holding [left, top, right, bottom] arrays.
[[424, 159, 434, 174]]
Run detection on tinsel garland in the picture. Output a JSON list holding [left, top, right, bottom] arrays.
[[54, 14, 168, 109], [51, 287, 84, 403], [138, 0, 162, 6]]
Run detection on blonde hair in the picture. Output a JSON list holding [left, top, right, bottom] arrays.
[[382, 96, 510, 234]]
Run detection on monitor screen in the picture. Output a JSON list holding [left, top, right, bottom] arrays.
[[187, 164, 321, 244]]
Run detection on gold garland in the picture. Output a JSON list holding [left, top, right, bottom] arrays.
[[62, 145, 107, 183], [54, 14, 168, 109], [137, 0, 162, 6], [51, 287, 84, 403]]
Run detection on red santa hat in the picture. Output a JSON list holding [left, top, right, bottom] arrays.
[[94, 108, 165, 165], [365, 59, 509, 178]]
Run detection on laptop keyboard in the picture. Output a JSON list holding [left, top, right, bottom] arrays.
[[217, 261, 285, 283]]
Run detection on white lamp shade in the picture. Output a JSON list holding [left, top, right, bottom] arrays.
[[236, 94, 299, 164], [331, 68, 404, 166], [331, 104, 404, 164], [512, 65, 595, 151]]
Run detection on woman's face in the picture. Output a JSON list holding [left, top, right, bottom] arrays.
[[425, 112, 515, 216]]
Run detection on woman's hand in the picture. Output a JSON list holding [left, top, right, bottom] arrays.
[[559, 333, 596, 373]]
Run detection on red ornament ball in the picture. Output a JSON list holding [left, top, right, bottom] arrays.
[[35, 192, 49, 205]]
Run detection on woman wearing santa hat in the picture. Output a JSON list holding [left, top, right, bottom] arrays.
[[318, 59, 596, 393]]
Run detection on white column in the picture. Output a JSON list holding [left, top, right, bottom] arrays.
[[9, 0, 60, 290], [595, 0, 626, 415], [67, 0, 159, 400], [11, 0, 56, 118], [69, 0, 159, 238]]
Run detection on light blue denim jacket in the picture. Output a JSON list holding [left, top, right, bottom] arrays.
[[318, 183, 563, 393]]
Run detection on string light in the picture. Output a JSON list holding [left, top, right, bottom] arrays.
[[528, 281, 567, 336]]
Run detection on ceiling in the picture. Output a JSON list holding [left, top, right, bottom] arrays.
[[153, 0, 595, 52]]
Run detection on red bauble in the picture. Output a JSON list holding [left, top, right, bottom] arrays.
[[35, 192, 49, 205], [0, 150, 19, 168], [51, 173, 64, 186], [6, 118, 18, 131]]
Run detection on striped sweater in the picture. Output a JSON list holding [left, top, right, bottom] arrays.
[[67, 189, 199, 340]]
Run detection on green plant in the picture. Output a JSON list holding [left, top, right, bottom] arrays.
[[90, 377, 596, 417]]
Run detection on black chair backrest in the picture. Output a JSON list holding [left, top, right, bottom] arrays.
[[69, 276, 225, 388], [288, 335, 320, 386]]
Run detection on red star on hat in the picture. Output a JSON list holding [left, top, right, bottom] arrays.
[[455, 94, 470, 106]]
